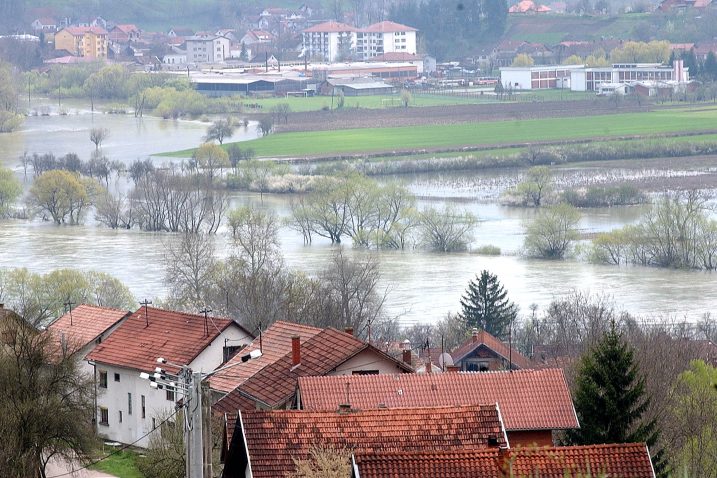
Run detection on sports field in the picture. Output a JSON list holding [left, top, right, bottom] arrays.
[[163, 106, 717, 159]]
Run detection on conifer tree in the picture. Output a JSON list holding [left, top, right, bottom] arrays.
[[565, 324, 667, 477], [459, 270, 517, 340]]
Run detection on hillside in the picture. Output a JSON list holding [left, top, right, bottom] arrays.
[[503, 13, 650, 44]]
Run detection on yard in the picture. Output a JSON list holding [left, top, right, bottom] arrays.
[[88, 449, 145, 478]]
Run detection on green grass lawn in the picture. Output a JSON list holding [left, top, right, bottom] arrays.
[[89, 450, 144, 478], [162, 106, 717, 159]]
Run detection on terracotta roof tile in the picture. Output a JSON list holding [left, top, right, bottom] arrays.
[[506, 443, 655, 478], [214, 327, 411, 412], [86, 307, 244, 373], [354, 449, 501, 477], [360, 21, 417, 33], [452, 330, 533, 369], [47, 304, 130, 353], [63, 26, 108, 36], [208, 321, 322, 393], [353, 444, 655, 478], [303, 20, 357, 33], [228, 405, 507, 478], [298, 369, 578, 431]]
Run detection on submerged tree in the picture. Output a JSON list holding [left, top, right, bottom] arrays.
[[523, 203, 580, 259], [565, 325, 666, 476], [459, 270, 517, 340]]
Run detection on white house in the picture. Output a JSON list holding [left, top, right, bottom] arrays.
[[86, 306, 253, 447], [163, 51, 187, 65], [185, 35, 231, 63], [46, 304, 131, 377], [302, 20, 357, 62], [31, 17, 58, 32]]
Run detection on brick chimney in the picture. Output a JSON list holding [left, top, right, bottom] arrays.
[[291, 336, 300, 366], [425, 358, 432, 374], [447, 365, 460, 373], [472, 328, 480, 343], [344, 326, 354, 336], [402, 349, 412, 365]]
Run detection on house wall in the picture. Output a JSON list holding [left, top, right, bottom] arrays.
[[211, 37, 231, 62], [500, 68, 533, 89], [507, 429, 555, 447], [93, 324, 252, 446], [55, 30, 79, 55], [331, 349, 408, 375]]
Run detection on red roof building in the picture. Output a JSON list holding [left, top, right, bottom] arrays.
[[109, 24, 141, 43], [298, 369, 578, 447], [452, 329, 533, 371], [509, 0, 553, 12], [303, 20, 357, 33], [221, 404, 508, 478], [86, 307, 253, 447], [212, 325, 413, 413], [352, 443, 656, 478], [359, 21, 417, 33]]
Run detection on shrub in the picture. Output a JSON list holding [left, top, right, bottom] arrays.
[[474, 245, 501, 255]]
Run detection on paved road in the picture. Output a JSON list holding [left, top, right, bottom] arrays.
[[45, 457, 117, 478]]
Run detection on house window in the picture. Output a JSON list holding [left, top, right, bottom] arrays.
[[223, 345, 244, 363], [152, 418, 156, 429], [141, 395, 146, 419], [119, 410, 123, 423], [114, 373, 120, 382], [128, 393, 132, 415], [100, 407, 109, 426], [166, 386, 176, 402], [99, 371, 108, 388]]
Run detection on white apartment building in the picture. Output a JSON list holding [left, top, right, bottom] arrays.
[[356, 21, 417, 60], [86, 307, 252, 447], [302, 20, 417, 62], [185, 35, 231, 63]]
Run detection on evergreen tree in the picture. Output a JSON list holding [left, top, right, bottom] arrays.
[[565, 325, 668, 477], [703, 52, 717, 81], [459, 270, 517, 340]]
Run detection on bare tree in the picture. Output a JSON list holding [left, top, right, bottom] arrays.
[[89, 127, 109, 151], [227, 206, 281, 275], [163, 232, 217, 310], [204, 117, 235, 145], [419, 205, 477, 252]]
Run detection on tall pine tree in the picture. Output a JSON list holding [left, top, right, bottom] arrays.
[[459, 270, 517, 340], [565, 325, 668, 477]]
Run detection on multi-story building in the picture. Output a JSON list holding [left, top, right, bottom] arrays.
[[302, 21, 357, 62], [356, 21, 417, 60], [86, 306, 252, 446], [54, 26, 108, 59], [185, 35, 231, 63]]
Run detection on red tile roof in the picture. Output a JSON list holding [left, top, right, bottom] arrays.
[[213, 327, 412, 412], [63, 26, 108, 36], [298, 368, 578, 431], [303, 20, 357, 33], [226, 405, 507, 478], [208, 321, 322, 393], [86, 307, 246, 373], [506, 443, 655, 478], [354, 449, 501, 478], [452, 330, 533, 369], [360, 21, 417, 33], [47, 304, 130, 353], [353, 444, 655, 478], [113, 24, 140, 33]]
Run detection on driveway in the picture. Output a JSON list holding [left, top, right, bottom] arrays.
[[45, 457, 117, 478]]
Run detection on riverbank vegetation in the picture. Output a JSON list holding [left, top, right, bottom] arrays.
[[0, 61, 24, 132]]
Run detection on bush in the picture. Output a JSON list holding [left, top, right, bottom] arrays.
[[562, 184, 647, 208], [474, 245, 501, 255]]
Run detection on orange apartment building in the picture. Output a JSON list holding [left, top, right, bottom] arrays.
[[55, 26, 108, 59]]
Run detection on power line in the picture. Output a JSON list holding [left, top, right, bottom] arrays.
[[46, 407, 180, 478]]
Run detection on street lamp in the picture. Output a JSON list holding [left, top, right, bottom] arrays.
[[139, 349, 262, 478]]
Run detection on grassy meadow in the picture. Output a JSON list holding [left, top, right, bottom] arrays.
[[163, 106, 717, 159]]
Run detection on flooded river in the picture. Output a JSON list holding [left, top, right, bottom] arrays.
[[0, 102, 715, 325]]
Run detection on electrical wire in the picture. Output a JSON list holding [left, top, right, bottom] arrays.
[[46, 407, 180, 478]]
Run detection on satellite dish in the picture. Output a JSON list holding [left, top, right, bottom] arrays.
[[438, 353, 454, 368]]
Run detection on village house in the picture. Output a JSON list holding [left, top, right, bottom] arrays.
[[210, 321, 413, 413], [220, 404, 508, 478], [46, 304, 130, 376], [85, 306, 253, 446], [31, 17, 58, 32], [509, 0, 553, 13], [54, 26, 108, 59], [298, 368, 579, 447], [351, 443, 656, 477], [109, 24, 141, 44], [185, 34, 231, 63], [451, 329, 533, 371]]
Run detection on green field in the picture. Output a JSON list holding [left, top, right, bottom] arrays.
[[248, 94, 488, 112], [163, 106, 717, 159], [89, 450, 144, 478]]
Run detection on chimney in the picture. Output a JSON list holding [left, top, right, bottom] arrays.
[[291, 336, 301, 366], [402, 349, 412, 365], [401, 339, 411, 365], [447, 365, 460, 373], [472, 328, 480, 343], [425, 358, 432, 374], [337, 403, 352, 414], [344, 326, 354, 336]]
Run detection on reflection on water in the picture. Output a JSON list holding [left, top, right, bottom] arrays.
[[0, 104, 715, 325]]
